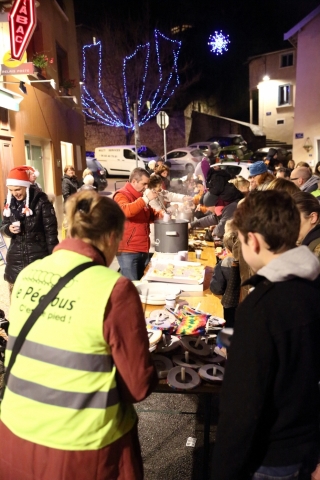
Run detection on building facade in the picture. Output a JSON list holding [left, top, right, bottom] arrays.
[[284, 5, 320, 166], [0, 0, 85, 225], [248, 48, 296, 145]]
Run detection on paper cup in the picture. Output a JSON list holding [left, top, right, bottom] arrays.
[[12, 221, 21, 232], [178, 250, 188, 261], [165, 296, 176, 309], [195, 249, 202, 259]]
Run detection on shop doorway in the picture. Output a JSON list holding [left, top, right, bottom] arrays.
[[25, 141, 45, 190], [60, 141, 74, 172]]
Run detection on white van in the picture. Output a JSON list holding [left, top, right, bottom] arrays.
[[95, 145, 159, 176]]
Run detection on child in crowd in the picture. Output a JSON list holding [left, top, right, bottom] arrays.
[[210, 230, 239, 327], [183, 172, 197, 196], [193, 180, 208, 219], [229, 176, 250, 194], [212, 190, 320, 480]]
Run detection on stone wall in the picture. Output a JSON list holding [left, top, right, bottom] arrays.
[[84, 111, 186, 157]]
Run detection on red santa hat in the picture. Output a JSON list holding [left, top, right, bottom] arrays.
[[3, 166, 33, 217], [23, 165, 40, 178]]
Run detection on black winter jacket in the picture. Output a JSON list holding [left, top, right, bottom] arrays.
[[62, 174, 79, 202], [212, 271, 320, 479], [1, 187, 59, 284], [190, 201, 239, 237]]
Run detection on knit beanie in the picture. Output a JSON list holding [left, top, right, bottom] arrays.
[[3, 166, 33, 217]]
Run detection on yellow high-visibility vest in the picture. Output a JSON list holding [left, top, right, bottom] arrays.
[[1, 250, 136, 450]]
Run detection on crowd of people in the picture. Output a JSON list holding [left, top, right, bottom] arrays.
[[1, 153, 320, 479]]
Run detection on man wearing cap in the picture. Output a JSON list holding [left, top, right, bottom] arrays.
[[264, 147, 281, 171], [248, 161, 274, 191], [290, 167, 319, 193], [0, 166, 58, 295]]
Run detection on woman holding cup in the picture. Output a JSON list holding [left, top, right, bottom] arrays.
[[0, 166, 58, 296]]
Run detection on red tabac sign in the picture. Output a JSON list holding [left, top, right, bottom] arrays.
[[9, 0, 37, 61]]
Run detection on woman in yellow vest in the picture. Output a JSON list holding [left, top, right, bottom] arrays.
[[0, 190, 157, 480]]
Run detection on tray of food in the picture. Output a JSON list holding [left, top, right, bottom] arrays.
[[144, 261, 205, 285]]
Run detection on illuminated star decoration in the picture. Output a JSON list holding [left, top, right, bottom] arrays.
[[81, 30, 181, 128], [208, 31, 230, 55]]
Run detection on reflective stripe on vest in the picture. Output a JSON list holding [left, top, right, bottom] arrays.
[[7, 336, 114, 373], [7, 373, 119, 409], [1, 250, 137, 451]]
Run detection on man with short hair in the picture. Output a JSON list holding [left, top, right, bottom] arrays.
[[212, 191, 320, 480], [114, 167, 160, 280], [290, 166, 319, 192]]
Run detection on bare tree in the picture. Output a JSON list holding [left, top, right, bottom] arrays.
[[81, 24, 194, 144]]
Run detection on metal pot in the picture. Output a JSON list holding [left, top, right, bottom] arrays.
[[154, 219, 189, 253], [175, 210, 193, 223]]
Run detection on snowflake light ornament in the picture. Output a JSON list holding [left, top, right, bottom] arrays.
[[208, 31, 230, 55]]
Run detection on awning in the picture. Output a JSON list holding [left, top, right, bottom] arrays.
[[0, 86, 23, 111]]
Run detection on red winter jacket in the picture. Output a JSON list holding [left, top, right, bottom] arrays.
[[114, 182, 160, 253]]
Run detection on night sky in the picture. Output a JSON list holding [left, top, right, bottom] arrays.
[[74, 0, 320, 121]]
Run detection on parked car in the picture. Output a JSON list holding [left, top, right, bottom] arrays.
[[95, 145, 158, 176], [85, 156, 108, 191], [209, 161, 250, 179], [187, 141, 220, 155], [251, 147, 292, 166], [218, 145, 253, 162], [207, 134, 247, 147], [165, 147, 203, 173]]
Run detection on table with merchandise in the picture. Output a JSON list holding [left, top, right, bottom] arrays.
[[135, 240, 227, 477]]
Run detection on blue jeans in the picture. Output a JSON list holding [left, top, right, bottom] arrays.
[[252, 464, 301, 480], [117, 252, 150, 281]]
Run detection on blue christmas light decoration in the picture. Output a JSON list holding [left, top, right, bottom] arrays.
[[208, 31, 230, 55], [81, 30, 182, 128]]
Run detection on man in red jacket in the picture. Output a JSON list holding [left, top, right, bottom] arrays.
[[114, 168, 161, 280]]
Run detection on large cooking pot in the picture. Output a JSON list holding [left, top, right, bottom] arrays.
[[175, 210, 194, 223], [154, 219, 189, 253]]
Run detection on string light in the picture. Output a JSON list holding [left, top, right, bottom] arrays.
[[81, 30, 182, 128], [208, 31, 230, 55]]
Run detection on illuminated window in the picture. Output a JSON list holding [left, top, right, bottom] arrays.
[[278, 84, 292, 106], [171, 24, 192, 34], [280, 53, 293, 68]]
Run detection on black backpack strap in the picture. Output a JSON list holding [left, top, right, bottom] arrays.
[[2, 261, 98, 394]]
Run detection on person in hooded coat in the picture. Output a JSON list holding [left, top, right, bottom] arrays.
[[212, 191, 320, 480], [0, 166, 58, 295], [190, 172, 243, 237]]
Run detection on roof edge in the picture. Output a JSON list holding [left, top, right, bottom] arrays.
[[284, 4, 320, 40]]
